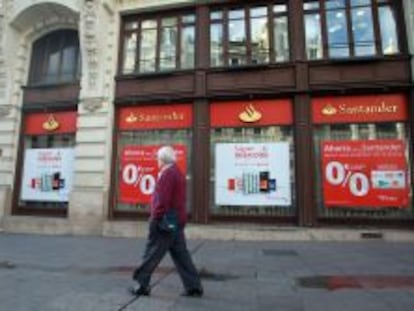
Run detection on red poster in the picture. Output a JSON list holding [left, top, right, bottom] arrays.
[[119, 145, 187, 204], [321, 140, 410, 208]]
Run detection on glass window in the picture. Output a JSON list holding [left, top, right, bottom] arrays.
[[314, 122, 413, 219], [18, 133, 75, 212], [351, 6, 375, 56], [228, 9, 247, 66], [304, 12, 323, 60], [250, 6, 269, 64], [210, 21, 224, 67], [304, 0, 401, 60], [160, 18, 177, 71], [181, 25, 195, 69], [378, 6, 400, 55], [274, 15, 289, 62], [29, 30, 80, 85], [326, 10, 349, 58], [210, 126, 296, 217], [121, 13, 195, 74], [115, 129, 193, 214], [209, 4, 289, 67], [122, 33, 137, 74]]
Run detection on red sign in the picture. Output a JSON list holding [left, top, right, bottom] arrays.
[[312, 94, 408, 124], [25, 111, 77, 135], [119, 104, 192, 130], [119, 145, 187, 204], [321, 140, 410, 208], [210, 99, 293, 127]]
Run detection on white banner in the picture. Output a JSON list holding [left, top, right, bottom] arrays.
[[215, 143, 291, 206], [20, 148, 75, 202]]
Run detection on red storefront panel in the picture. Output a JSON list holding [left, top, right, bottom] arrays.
[[24, 111, 77, 135], [210, 99, 293, 127], [322, 140, 410, 208], [119, 144, 187, 204], [119, 104, 193, 130], [312, 94, 408, 124]]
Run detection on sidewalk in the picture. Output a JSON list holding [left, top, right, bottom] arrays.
[[0, 233, 414, 311]]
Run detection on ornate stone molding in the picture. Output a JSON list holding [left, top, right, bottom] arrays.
[[81, 97, 104, 113], [0, 105, 12, 117], [81, 0, 100, 91]]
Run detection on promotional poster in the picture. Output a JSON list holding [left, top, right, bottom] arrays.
[[20, 148, 75, 202], [119, 144, 187, 204], [321, 140, 410, 208], [215, 143, 291, 206]]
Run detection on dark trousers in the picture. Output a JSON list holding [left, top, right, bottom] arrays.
[[132, 220, 202, 291]]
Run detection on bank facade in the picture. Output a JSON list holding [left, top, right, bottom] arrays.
[[0, 0, 413, 236]]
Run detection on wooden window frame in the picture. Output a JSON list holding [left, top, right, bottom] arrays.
[[209, 1, 290, 68], [119, 11, 196, 75], [28, 30, 80, 86], [303, 0, 402, 60]]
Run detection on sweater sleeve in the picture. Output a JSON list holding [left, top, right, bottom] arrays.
[[152, 169, 174, 220]]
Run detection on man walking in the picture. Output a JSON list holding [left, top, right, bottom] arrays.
[[130, 145, 203, 297]]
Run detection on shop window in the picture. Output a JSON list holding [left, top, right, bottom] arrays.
[[210, 100, 295, 218], [29, 30, 80, 85], [121, 12, 195, 74], [303, 0, 401, 60], [312, 95, 413, 220], [114, 105, 193, 217], [16, 112, 77, 215], [210, 3, 289, 67]]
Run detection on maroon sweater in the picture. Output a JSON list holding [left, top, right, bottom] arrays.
[[150, 163, 187, 225]]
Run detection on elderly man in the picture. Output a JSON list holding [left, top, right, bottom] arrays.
[[130, 145, 203, 297]]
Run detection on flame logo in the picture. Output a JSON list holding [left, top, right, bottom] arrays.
[[42, 114, 59, 131], [321, 104, 337, 116], [239, 104, 262, 123], [126, 113, 138, 123]]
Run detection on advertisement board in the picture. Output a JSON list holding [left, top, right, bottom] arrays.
[[321, 140, 410, 208], [119, 145, 187, 204], [215, 143, 291, 206], [20, 148, 75, 202]]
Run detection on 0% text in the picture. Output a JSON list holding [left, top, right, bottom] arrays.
[[122, 164, 156, 195], [325, 161, 369, 197]]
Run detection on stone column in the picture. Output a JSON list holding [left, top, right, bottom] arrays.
[[69, 0, 117, 235], [0, 0, 19, 226]]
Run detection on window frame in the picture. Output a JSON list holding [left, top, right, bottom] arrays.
[[119, 11, 196, 75], [303, 0, 402, 60], [209, 2, 290, 68], [28, 30, 80, 86]]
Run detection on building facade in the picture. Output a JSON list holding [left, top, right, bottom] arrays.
[[0, 0, 413, 236]]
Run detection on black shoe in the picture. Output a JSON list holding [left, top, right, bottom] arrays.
[[128, 284, 151, 296], [181, 288, 203, 297]]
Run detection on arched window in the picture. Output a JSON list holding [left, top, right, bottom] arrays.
[[29, 30, 80, 85]]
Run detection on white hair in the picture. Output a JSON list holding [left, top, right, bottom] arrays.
[[157, 146, 176, 164]]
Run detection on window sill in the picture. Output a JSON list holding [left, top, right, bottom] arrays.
[[307, 54, 409, 66], [115, 69, 195, 81], [23, 81, 80, 89]]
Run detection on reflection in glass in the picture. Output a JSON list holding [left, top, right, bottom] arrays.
[[379, 6, 399, 55], [181, 26, 195, 69], [210, 23, 224, 67], [327, 10, 349, 58], [140, 28, 157, 72], [351, 7, 375, 56], [61, 46, 76, 81], [274, 16, 289, 62], [326, 0, 346, 9], [305, 14, 323, 60], [160, 25, 177, 71], [250, 7, 269, 64], [228, 19, 247, 66], [304, 1, 319, 10], [122, 33, 137, 74]]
